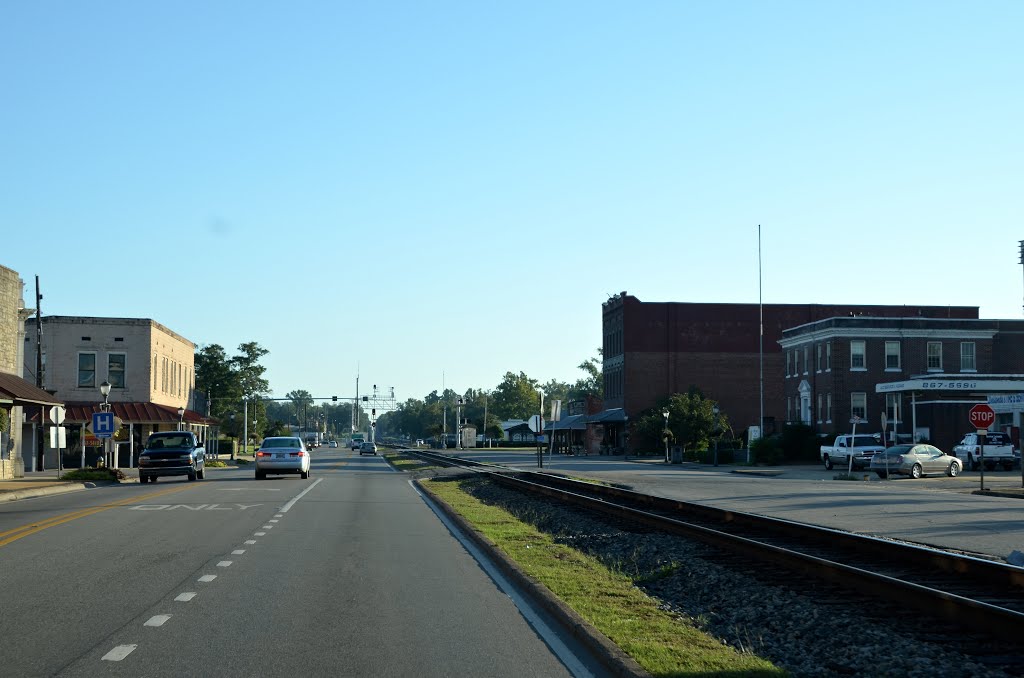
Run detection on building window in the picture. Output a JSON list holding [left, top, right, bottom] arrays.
[[153, 354, 158, 384], [851, 392, 867, 420], [803, 346, 809, 374], [816, 344, 822, 372], [927, 342, 943, 371], [885, 341, 901, 370], [961, 342, 976, 371], [817, 394, 823, 423], [826, 393, 833, 422], [850, 340, 866, 370], [886, 393, 901, 424], [78, 353, 96, 388], [826, 342, 832, 371], [108, 353, 126, 388], [786, 397, 792, 423]]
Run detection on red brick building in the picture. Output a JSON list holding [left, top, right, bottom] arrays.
[[780, 316, 1024, 452], [600, 292, 978, 446]]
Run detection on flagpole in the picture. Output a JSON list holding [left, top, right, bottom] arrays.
[[758, 224, 764, 461]]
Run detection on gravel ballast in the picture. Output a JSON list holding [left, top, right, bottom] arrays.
[[458, 476, 1014, 678]]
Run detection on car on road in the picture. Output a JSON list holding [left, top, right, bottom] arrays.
[[139, 431, 205, 483], [359, 441, 378, 456], [328, 440, 338, 448], [869, 443, 962, 479], [255, 436, 311, 480]]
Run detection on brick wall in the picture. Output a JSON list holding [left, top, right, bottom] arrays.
[[604, 294, 979, 435]]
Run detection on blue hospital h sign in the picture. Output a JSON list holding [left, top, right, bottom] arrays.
[[93, 412, 116, 438]]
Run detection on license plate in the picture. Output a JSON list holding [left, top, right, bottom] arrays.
[[274, 453, 284, 459]]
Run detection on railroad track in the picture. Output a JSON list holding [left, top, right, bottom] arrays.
[[408, 449, 1024, 670]]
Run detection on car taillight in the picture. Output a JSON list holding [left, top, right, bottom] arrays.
[[256, 451, 268, 457], [298, 451, 307, 457]]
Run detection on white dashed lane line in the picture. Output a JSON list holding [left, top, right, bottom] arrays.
[[269, 519, 279, 523], [232, 549, 245, 555], [245, 540, 256, 544], [102, 645, 137, 661], [199, 575, 217, 582], [274, 514, 283, 518], [254, 531, 266, 536], [217, 561, 232, 567], [261, 525, 273, 529], [144, 615, 171, 627], [175, 592, 197, 602]]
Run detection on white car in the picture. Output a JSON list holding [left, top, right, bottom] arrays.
[[359, 441, 378, 456], [255, 437, 311, 480]]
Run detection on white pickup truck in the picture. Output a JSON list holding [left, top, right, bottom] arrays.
[[951, 431, 1016, 471], [820, 434, 886, 470]]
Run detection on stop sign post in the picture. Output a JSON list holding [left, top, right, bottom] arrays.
[[968, 404, 995, 492]]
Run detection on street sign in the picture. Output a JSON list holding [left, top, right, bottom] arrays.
[[527, 414, 542, 433], [49, 426, 67, 449], [968, 404, 996, 429], [93, 412, 116, 439], [49, 405, 66, 424]]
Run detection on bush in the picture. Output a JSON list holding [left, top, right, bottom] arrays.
[[60, 468, 126, 482], [749, 435, 783, 465], [779, 424, 821, 462]]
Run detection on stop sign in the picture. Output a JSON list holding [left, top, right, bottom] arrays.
[[968, 404, 995, 429]]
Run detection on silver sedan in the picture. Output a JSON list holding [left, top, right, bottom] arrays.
[[869, 444, 962, 479], [255, 436, 312, 480]]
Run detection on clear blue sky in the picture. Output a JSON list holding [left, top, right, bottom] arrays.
[[3, 2, 1022, 403]]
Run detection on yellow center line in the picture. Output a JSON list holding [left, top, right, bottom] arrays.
[[0, 485, 193, 547]]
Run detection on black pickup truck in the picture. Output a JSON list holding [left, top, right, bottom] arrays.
[[139, 431, 206, 483]]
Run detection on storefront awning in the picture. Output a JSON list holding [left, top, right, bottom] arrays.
[[0, 372, 63, 407]]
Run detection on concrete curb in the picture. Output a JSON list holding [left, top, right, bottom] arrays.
[[0, 478, 140, 502], [0, 482, 89, 502], [415, 478, 652, 678]]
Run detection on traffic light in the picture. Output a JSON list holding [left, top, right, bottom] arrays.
[[372, 409, 375, 416], [371, 422, 376, 428], [332, 396, 337, 402]]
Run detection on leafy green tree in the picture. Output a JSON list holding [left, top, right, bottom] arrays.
[[568, 350, 603, 400], [490, 371, 540, 420], [634, 388, 728, 457]]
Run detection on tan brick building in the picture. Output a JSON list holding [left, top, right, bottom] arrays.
[[23, 316, 209, 469], [0, 265, 62, 478]]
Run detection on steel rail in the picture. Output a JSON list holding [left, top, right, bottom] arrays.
[[407, 449, 1024, 645]]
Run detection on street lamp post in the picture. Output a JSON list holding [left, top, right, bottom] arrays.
[[100, 381, 111, 468], [712, 405, 721, 467], [177, 406, 185, 431], [229, 412, 236, 461], [662, 410, 670, 464]]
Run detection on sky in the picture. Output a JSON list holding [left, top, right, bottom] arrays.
[[2, 2, 1022, 404]]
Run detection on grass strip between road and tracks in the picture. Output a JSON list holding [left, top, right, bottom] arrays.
[[422, 476, 782, 678]]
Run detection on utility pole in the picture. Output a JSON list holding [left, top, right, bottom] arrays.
[[35, 276, 44, 472]]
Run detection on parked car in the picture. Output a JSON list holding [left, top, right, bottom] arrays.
[[139, 431, 205, 483], [255, 436, 311, 480], [869, 444, 962, 479], [952, 431, 1016, 471], [328, 440, 338, 448], [359, 441, 378, 456]]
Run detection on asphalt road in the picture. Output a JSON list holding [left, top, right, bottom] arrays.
[[0, 448, 592, 677]]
